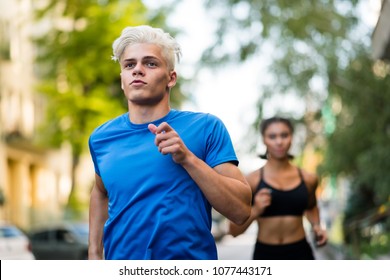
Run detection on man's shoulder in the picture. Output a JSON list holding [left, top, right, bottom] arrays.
[[172, 110, 221, 123], [173, 109, 207, 118], [90, 113, 127, 137]]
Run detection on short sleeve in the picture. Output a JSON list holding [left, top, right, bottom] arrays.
[[204, 114, 239, 168], [89, 136, 101, 176]]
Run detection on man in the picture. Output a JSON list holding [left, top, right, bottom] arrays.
[[88, 25, 251, 260]]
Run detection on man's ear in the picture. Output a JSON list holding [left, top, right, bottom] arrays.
[[120, 72, 124, 90], [167, 71, 177, 89]]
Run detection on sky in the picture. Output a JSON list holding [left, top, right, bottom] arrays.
[[146, 0, 381, 172]]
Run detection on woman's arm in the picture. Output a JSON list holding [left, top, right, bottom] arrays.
[[304, 206, 327, 247], [303, 171, 327, 247]]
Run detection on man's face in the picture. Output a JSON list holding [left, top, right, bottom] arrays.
[[119, 43, 177, 106]]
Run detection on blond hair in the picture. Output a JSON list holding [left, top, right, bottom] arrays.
[[112, 25, 182, 70]]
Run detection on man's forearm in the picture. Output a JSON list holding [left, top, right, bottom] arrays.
[[88, 188, 108, 259], [181, 154, 251, 224]]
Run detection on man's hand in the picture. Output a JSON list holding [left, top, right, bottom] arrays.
[[148, 122, 190, 164]]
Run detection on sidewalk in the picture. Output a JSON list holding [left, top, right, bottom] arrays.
[[217, 224, 346, 260]]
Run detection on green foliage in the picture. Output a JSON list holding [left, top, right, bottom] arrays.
[[34, 0, 149, 151], [322, 52, 390, 204], [343, 202, 390, 259], [0, 188, 5, 206], [202, 0, 390, 256], [202, 0, 360, 147], [34, 0, 187, 151], [33, 0, 187, 204]]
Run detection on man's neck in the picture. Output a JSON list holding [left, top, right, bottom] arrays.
[[127, 104, 171, 124]]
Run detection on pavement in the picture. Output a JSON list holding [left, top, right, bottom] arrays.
[[217, 232, 255, 260], [216, 224, 345, 260]]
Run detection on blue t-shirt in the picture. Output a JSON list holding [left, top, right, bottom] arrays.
[[89, 109, 238, 260]]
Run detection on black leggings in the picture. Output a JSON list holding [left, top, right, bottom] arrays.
[[253, 238, 315, 260]]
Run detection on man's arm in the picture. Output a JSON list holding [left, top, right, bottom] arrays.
[[229, 206, 258, 237], [148, 122, 252, 225], [186, 160, 252, 225], [88, 174, 108, 260], [229, 171, 271, 236]]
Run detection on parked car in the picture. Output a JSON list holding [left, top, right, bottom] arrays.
[[0, 222, 35, 260], [29, 222, 89, 260]]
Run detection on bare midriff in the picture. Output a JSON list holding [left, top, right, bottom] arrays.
[[257, 216, 306, 244]]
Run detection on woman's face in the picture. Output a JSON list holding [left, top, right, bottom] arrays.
[[262, 122, 292, 160]]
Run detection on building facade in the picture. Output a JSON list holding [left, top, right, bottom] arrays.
[[0, 0, 73, 230]]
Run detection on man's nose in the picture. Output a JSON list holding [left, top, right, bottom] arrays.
[[132, 64, 145, 76]]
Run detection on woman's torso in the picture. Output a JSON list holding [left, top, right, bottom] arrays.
[[253, 166, 311, 244]]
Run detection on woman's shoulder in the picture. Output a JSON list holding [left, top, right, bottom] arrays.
[[299, 168, 319, 189], [245, 168, 262, 191]]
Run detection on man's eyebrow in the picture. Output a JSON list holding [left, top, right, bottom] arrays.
[[122, 56, 159, 62], [121, 58, 135, 63]]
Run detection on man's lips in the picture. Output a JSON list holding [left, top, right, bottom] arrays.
[[131, 80, 146, 85]]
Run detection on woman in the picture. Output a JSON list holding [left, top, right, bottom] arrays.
[[230, 117, 327, 260]]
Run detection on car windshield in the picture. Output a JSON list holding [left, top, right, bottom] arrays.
[[72, 224, 88, 236], [69, 223, 89, 243], [0, 226, 24, 238]]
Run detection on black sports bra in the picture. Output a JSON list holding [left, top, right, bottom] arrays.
[[254, 167, 309, 217]]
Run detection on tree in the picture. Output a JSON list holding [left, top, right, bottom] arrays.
[[201, 0, 359, 146], [33, 0, 187, 216], [323, 50, 390, 209], [201, 0, 390, 254]]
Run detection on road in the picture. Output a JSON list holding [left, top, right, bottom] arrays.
[[216, 223, 343, 260], [216, 224, 256, 260]]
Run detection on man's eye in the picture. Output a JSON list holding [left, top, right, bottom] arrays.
[[147, 62, 157, 67], [125, 63, 135, 68]]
